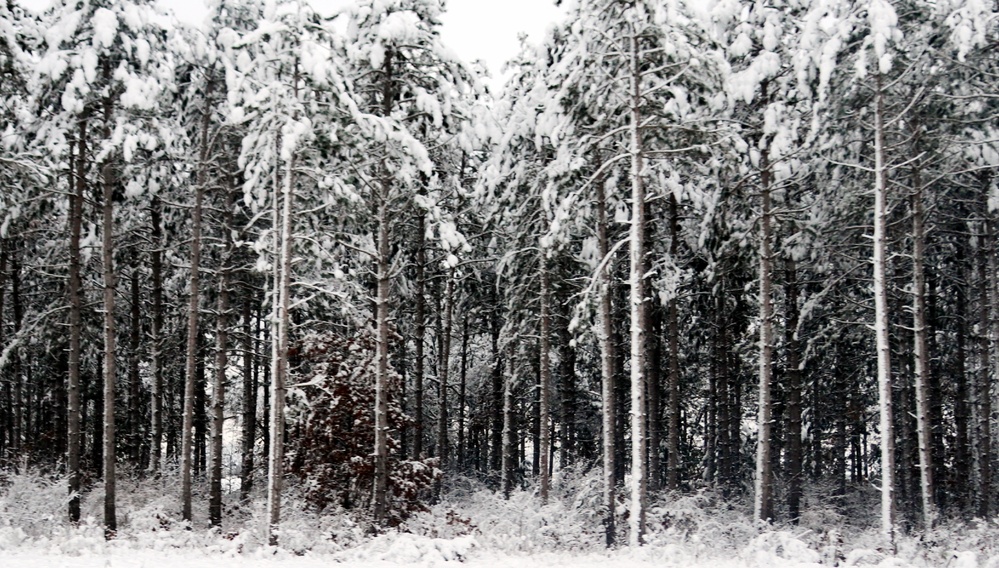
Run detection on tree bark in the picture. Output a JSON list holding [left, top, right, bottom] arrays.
[[666, 194, 681, 491], [539, 258, 552, 504], [785, 254, 803, 522], [150, 197, 164, 473], [181, 77, 214, 523], [100, 89, 117, 536], [457, 313, 469, 470], [128, 253, 141, 467], [754, 120, 775, 523], [501, 343, 515, 499], [954, 243, 969, 511], [414, 214, 426, 459], [209, 183, 234, 528], [627, 28, 648, 546], [240, 284, 257, 501], [371, 50, 393, 525], [909, 150, 935, 528], [979, 183, 994, 519], [595, 151, 616, 546], [872, 77, 896, 543], [67, 121, 86, 522]]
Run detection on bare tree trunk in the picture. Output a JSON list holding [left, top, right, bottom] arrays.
[[910, 152, 935, 528], [501, 343, 515, 499], [67, 122, 85, 522], [627, 28, 648, 546], [100, 90, 117, 537], [595, 152, 616, 546], [267, 143, 295, 544], [372, 51, 394, 525], [754, 113, 775, 523], [414, 215, 426, 459], [441, 274, 455, 468], [490, 304, 502, 472], [150, 196, 164, 473], [872, 77, 896, 543], [209, 184, 234, 528], [240, 284, 257, 501], [667, 194, 681, 491], [539, 259, 552, 504], [785, 254, 803, 522], [129, 254, 141, 467], [181, 78, 214, 523], [457, 313, 468, 470], [980, 184, 994, 519], [954, 242, 970, 512]]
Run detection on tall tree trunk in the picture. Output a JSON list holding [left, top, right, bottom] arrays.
[[435, 272, 454, 500], [872, 77, 896, 543], [240, 284, 257, 501], [100, 89, 118, 536], [371, 51, 394, 525], [209, 184, 234, 528], [627, 28, 648, 546], [910, 151, 935, 528], [181, 78, 214, 523], [490, 303, 502, 472], [539, 259, 552, 504], [129, 253, 141, 466], [414, 214, 426, 459], [67, 122, 86, 522], [150, 197, 164, 473], [595, 151, 616, 546], [457, 313, 469, 470], [666, 194, 681, 491], [785, 254, 803, 522], [754, 81, 775, 524], [501, 343, 515, 499], [954, 244, 969, 511], [979, 185, 994, 519], [267, 61, 300, 541]]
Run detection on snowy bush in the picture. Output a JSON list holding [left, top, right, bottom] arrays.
[[0, 468, 69, 540], [286, 330, 440, 526]]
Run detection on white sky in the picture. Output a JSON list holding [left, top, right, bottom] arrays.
[[18, 0, 565, 89]]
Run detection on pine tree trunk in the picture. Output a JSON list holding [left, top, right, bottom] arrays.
[[490, 304, 502, 472], [953, 244, 969, 510], [129, 254, 141, 466], [150, 196, 164, 473], [100, 90, 118, 536], [240, 285, 257, 502], [209, 185, 233, 528], [910, 154, 936, 528], [414, 215, 426, 459], [539, 259, 552, 504], [872, 78, 896, 543], [595, 152, 616, 546], [501, 344, 515, 499], [267, 124, 296, 545], [457, 314, 469, 470], [67, 122, 85, 522], [627, 28, 648, 546], [435, 273, 454, 500], [980, 185, 994, 518], [666, 194, 681, 491], [754, 81, 775, 524], [372, 50, 394, 525], [181, 78, 214, 523], [785, 255, 803, 522]]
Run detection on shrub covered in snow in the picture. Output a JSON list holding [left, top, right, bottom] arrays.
[[285, 330, 440, 526]]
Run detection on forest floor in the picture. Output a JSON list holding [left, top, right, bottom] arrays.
[[1, 469, 996, 567]]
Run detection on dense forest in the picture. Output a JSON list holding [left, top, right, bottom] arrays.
[[0, 0, 997, 552]]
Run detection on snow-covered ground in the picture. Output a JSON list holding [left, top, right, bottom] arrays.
[[1, 469, 996, 568]]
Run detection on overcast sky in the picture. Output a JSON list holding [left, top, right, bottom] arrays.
[[18, 0, 565, 88]]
